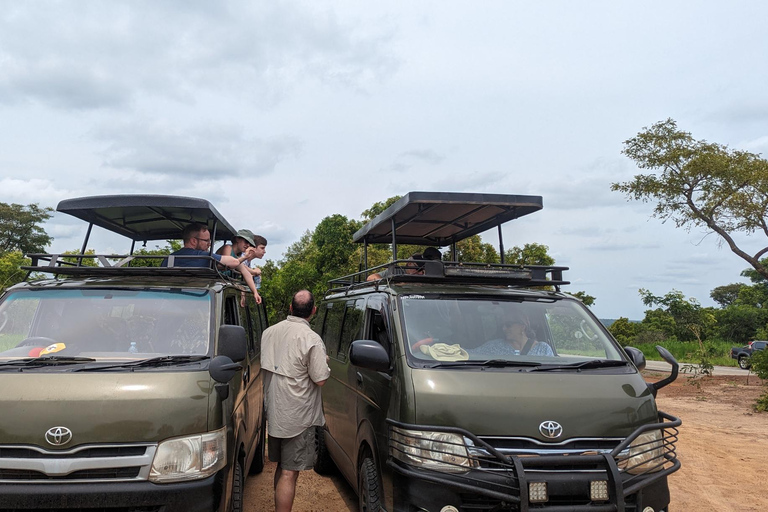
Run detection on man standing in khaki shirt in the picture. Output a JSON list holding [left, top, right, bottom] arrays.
[[261, 290, 330, 512]]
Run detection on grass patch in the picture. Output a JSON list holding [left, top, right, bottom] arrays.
[[629, 340, 738, 366]]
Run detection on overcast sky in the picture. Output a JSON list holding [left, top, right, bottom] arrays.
[[2, 1, 767, 320]]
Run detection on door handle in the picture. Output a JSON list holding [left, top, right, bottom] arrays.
[[356, 372, 363, 386], [243, 366, 250, 384]]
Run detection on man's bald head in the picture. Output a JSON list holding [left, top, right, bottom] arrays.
[[291, 290, 315, 319]]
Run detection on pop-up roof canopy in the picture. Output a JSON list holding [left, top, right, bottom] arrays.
[[353, 191, 543, 246], [56, 195, 237, 242]]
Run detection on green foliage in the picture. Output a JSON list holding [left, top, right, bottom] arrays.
[[0, 251, 29, 291], [361, 196, 401, 221], [714, 305, 768, 344], [505, 242, 555, 266], [128, 242, 179, 267], [631, 339, 737, 367], [638, 288, 716, 341], [0, 202, 53, 255], [456, 235, 500, 263], [61, 249, 98, 267], [710, 283, 745, 308], [607, 317, 638, 346], [571, 291, 596, 307], [749, 349, 768, 380], [614, 119, 768, 281]]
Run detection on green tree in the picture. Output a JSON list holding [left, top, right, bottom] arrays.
[[714, 305, 768, 343], [361, 196, 401, 221], [710, 283, 745, 308], [455, 235, 500, 263], [61, 249, 98, 267], [608, 317, 639, 346], [613, 119, 768, 280], [505, 242, 555, 266], [639, 288, 716, 341], [571, 291, 596, 307], [0, 251, 29, 291], [0, 202, 53, 255]]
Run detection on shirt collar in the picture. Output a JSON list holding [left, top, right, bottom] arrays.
[[286, 315, 310, 327]]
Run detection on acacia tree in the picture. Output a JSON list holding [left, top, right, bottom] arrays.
[[613, 119, 768, 280]]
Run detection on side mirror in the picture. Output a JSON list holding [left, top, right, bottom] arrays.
[[218, 324, 247, 362], [349, 340, 390, 372], [647, 345, 679, 397], [624, 346, 646, 371], [209, 355, 242, 384]]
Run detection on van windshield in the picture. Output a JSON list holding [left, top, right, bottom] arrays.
[[0, 289, 211, 361], [399, 296, 624, 365]]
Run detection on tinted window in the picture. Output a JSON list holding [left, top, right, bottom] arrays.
[[338, 299, 365, 362], [322, 302, 344, 358]]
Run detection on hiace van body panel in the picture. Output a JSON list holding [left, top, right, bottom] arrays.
[[0, 195, 267, 512]]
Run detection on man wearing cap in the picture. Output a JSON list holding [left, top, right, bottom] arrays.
[[162, 223, 262, 303]]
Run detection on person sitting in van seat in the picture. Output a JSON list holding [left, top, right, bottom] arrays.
[[161, 223, 262, 303], [472, 312, 554, 356], [261, 290, 330, 512], [216, 230, 267, 285], [367, 253, 424, 281]]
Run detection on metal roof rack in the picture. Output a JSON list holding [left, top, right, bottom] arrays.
[[328, 191, 568, 294], [21, 253, 251, 286], [22, 195, 248, 287]]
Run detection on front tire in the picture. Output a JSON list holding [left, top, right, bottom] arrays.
[[230, 458, 244, 512], [358, 456, 382, 512], [314, 426, 336, 475], [739, 355, 751, 369]]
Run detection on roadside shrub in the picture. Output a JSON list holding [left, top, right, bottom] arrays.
[[750, 351, 768, 413], [633, 329, 668, 345]]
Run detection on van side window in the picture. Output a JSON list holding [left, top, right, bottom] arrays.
[[246, 301, 266, 356], [338, 299, 365, 362], [366, 309, 390, 357], [322, 302, 344, 358], [224, 295, 240, 326]]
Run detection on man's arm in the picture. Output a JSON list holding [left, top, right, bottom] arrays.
[[218, 253, 262, 304]]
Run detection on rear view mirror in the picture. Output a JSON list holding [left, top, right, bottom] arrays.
[[209, 355, 242, 384], [624, 346, 646, 371], [218, 325, 247, 362], [349, 340, 390, 372]]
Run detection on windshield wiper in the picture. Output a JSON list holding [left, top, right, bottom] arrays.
[[0, 356, 96, 369], [424, 359, 543, 369], [529, 359, 629, 372], [74, 355, 210, 372]]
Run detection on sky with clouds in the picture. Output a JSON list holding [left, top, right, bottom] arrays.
[[2, 0, 767, 320]]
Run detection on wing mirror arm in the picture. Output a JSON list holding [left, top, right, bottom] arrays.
[[648, 345, 679, 397]]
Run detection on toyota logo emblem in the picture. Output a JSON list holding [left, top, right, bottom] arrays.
[[539, 421, 563, 439], [45, 426, 73, 446]]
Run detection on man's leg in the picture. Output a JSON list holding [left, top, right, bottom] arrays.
[[274, 467, 300, 512]]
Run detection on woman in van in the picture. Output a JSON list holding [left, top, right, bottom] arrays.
[[472, 311, 554, 357]]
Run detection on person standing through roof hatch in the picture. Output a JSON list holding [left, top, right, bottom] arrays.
[[162, 223, 262, 303]]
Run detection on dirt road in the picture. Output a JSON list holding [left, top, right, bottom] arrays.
[[244, 372, 768, 511]]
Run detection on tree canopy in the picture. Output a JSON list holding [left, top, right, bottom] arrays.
[[613, 119, 768, 280], [0, 202, 53, 255]]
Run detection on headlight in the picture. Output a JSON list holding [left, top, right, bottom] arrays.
[[619, 430, 664, 475], [390, 426, 475, 473], [149, 427, 227, 483]]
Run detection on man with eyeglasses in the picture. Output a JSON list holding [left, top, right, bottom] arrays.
[[162, 223, 262, 303]]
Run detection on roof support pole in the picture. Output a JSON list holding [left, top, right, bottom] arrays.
[[363, 240, 368, 270], [391, 218, 397, 262], [130, 240, 136, 255], [78, 223, 93, 267], [451, 242, 457, 262], [498, 225, 505, 264]]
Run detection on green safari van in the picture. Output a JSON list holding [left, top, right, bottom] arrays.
[[0, 195, 267, 511], [313, 192, 681, 512]]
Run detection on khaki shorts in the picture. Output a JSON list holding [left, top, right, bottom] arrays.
[[268, 427, 317, 471]]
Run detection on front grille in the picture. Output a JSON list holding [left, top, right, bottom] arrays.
[[0, 467, 141, 480], [0, 443, 157, 483], [0, 508, 161, 512]]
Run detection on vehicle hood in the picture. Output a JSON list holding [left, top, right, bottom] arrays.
[[410, 368, 657, 440], [0, 370, 213, 448]]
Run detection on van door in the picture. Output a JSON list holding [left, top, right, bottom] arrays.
[[356, 295, 393, 472], [244, 299, 266, 452], [320, 299, 364, 479]]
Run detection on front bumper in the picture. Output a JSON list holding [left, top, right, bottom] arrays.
[[387, 411, 681, 512], [0, 476, 221, 511]]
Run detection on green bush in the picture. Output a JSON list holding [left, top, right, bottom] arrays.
[[628, 339, 737, 366]]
